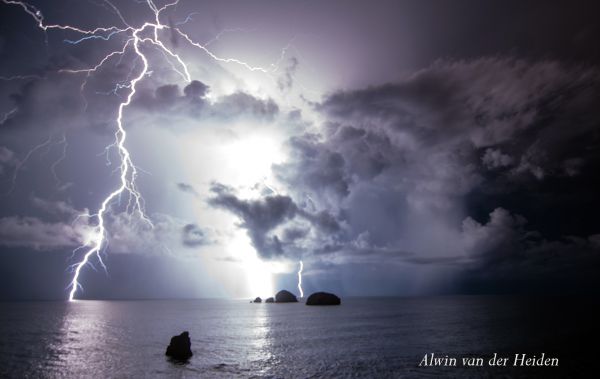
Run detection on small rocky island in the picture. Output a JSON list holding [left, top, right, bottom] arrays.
[[306, 292, 341, 305], [253, 290, 340, 305], [165, 331, 193, 361], [275, 289, 298, 303]]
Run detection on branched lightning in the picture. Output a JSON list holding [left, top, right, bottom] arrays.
[[3, 0, 300, 301], [297, 260, 304, 298], [66, 17, 154, 301], [203, 28, 257, 47], [0, 74, 41, 81], [174, 11, 200, 26], [1, 132, 72, 194], [1, 107, 17, 125], [3, 135, 53, 195], [50, 133, 68, 187], [2, 0, 130, 35]]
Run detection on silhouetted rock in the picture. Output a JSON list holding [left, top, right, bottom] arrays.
[[275, 289, 298, 303], [165, 331, 193, 361], [306, 292, 341, 306], [253, 297, 262, 303], [265, 297, 274, 303]]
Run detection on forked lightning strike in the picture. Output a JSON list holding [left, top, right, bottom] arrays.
[[2, 0, 293, 301], [297, 260, 304, 298]]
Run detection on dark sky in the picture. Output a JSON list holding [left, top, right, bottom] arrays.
[[1, 0, 599, 300]]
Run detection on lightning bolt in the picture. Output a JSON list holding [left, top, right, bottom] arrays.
[[50, 133, 68, 188], [3, 0, 298, 301], [3, 135, 53, 195], [0, 107, 17, 125], [202, 28, 257, 47], [1, 132, 72, 194], [65, 15, 168, 302], [297, 260, 304, 298], [0, 75, 41, 81]]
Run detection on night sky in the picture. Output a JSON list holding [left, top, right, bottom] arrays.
[[1, 0, 599, 300]]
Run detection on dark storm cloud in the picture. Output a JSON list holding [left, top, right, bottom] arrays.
[[1, 37, 143, 133], [282, 226, 309, 242], [322, 58, 600, 158], [213, 91, 279, 120], [176, 182, 199, 197], [208, 183, 297, 258], [481, 148, 513, 170], [131, 80, 279, 121], [131, 80, 207, 116], [459, 207, 600, 293], [181, 223, 208, 247], [309, 57, 600, 209], [0, 215, 87, 250], [300, 209, 341, 233], [0, 197, 89, 250], [461, 207, 531, 266], [0, 193, 209, 254], [209, 183, 298, 229], [270, 57, 600, 291], [208, 183, 341, 259], [274, 133, 350, 200], [0, 75, 87, 131], [183, 80, 209, 98], [3, 75, 276, 138]]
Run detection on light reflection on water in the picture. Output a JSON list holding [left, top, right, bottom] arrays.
[[248, 305, 274, 373], [0, 297, 596, 378]]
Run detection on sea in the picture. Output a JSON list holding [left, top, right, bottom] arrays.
[[0, 296, 596, 378]]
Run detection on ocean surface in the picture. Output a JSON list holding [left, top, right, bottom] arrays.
[[0, 296, 596, 378]]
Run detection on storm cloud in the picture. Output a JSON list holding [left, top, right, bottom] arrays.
[[268, 57, 600, 289], [208, 183, 341, 259], [131, 80, 279, 121], [1, 0, 600, 299]]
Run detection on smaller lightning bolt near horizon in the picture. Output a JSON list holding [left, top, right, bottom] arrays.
[[297, 260, 304, 298]]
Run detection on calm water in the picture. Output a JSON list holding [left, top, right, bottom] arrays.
[[0, 296, 596, 378]]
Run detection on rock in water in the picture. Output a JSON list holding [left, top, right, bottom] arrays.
[[253, 297, 262, 303], [306, 292, 341, 306], [265, 297, 274, 303], [275, 290, 298, 303], [165, 331, 193, 360]]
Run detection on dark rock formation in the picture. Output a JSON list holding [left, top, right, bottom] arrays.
[[165, 331, 193, 361], [306, 292, 341, 306], [253, 297, 262, 303], [265, 297, 274, 303], [275, 289, 298, 303]]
